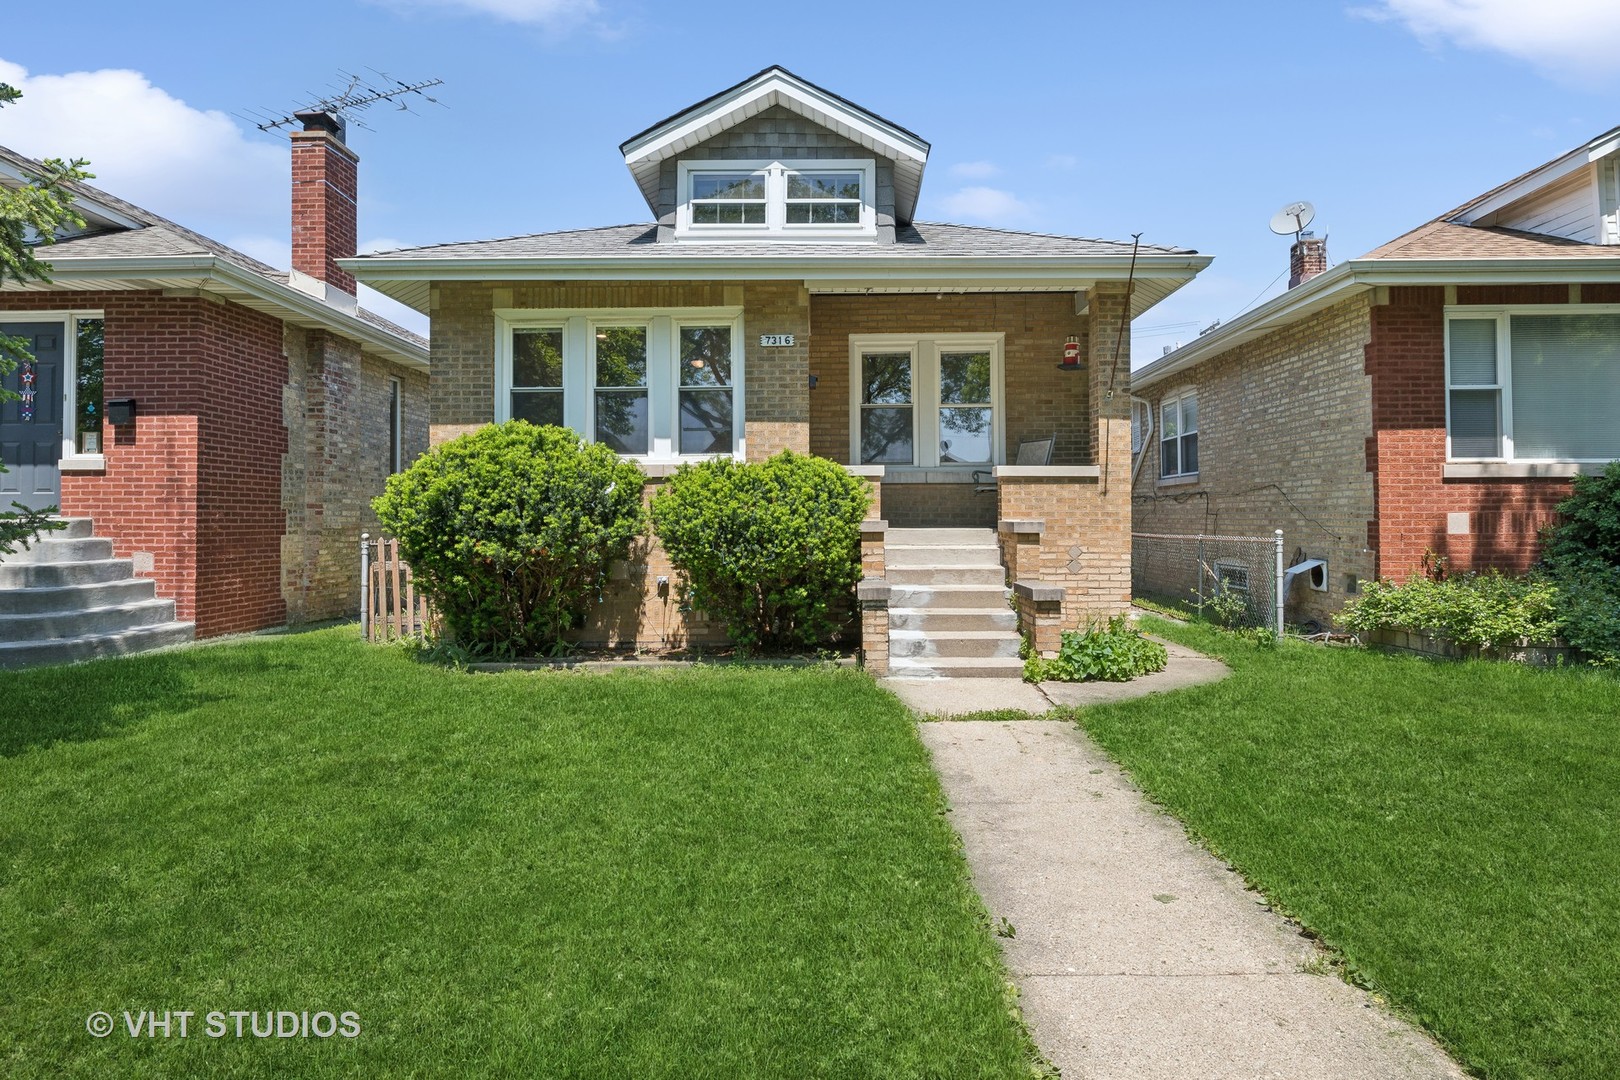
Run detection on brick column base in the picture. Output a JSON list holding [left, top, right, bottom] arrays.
[[861, 519, 888, 579], [857, 578, 891, 675], [1014, 580, 1064, 657]]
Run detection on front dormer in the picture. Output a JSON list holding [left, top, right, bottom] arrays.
[[619, 67, 929, 244]]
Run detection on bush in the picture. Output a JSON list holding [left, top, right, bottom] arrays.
[[372, 422, 646, 657], [1024, 615, 1169, 683], [1543, 461, 1620, 571], [1336, 572, 1562, 648], [649, 451, 870, 652], [1550, 562, 1620, 668]]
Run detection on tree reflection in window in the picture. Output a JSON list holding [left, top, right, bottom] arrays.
[[594, 326, 649, 453], [75, 318, 104, 454], [679, 326, 733, 454], [861, 352, 913, 464], [938, 351, 991, 463]]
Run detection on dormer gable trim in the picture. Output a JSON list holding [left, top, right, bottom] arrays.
[[1450, 125, 1620, 227], [620, 65, 930, 225]]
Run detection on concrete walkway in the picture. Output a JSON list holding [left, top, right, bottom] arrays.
[[918, 720, 1466, 1079]]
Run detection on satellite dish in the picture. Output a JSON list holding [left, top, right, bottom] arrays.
[[1269, 200, 1316, 237]]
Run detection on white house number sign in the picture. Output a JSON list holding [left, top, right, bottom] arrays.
[[759, 334, 795, 347]]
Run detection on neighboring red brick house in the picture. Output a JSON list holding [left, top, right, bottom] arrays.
[[0, 111, 429, 665], [1131, 125, 1620, 626], [351, 67, 1210, 673]]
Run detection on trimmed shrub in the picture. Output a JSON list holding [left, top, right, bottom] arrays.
[[1336, 572, 1562, 648], [649, 451, 871, 651], [373, 422, 646, 657], [1553, 563, 1620, 668], [1024, 616, 1168, 683], [1544, 461, 1620, 571]]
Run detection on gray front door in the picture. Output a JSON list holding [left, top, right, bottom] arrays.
[[0, 323, 65, 512]]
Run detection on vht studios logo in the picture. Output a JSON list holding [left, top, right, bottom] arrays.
[[86, 1010, 361, 1039]]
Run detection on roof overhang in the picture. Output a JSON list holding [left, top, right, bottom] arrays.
[[345, 252, 1212, 321], [618, 67, 931, 225], [1132, 255, 1620, 390], [5, 255, 429, 371]]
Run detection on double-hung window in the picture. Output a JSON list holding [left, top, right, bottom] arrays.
[[1159, 390, 1198, 479], [850, 335, 1002, 467], [1446, 307, 1620, 461], [678, 159, 875, 238], [498, 309, 743, 461]]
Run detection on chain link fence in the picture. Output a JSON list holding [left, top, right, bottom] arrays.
[[1132, 531, 1283, 633]]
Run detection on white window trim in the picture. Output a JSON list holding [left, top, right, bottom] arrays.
[[387, 376, 402, 474], [0, 308, 106, 471], [1444, 303, 1620, 464], [1158, 387, 1198, 482], [493, 307, 746, 463], [847, 333, 1004, 468], [675, 159, 877, 241]]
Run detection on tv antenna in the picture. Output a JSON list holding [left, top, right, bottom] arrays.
[[241, 70, 446, 139], [1269, 200, 1316, 240]]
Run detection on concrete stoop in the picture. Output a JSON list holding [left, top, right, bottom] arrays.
[[0, 518, 194, 669], [885, 527, 1024, 679]]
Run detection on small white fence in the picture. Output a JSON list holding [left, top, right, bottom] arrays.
[[1132, 530, 1285, 635]]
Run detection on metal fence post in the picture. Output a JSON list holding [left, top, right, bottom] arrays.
[[1274, 529, 1285, 638], [360, 532, 371, 641]]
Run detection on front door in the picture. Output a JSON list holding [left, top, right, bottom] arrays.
[[0, 323, 65, 512]]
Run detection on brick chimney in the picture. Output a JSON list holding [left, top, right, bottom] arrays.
[[290, 109, 357, 297], [1288, 231, 1327, 289]]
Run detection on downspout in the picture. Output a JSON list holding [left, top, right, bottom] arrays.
[[1129, 394, 1154, 488]]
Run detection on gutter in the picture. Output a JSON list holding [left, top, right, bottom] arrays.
[[1131, 254, 1620, 391], [23, 255, 429, 370], [341, 252, 1213, 282]]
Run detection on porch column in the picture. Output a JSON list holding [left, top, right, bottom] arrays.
[[1082, 281, 1134, 616]]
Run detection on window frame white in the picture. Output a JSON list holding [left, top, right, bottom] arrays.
[[1444, 303, 1620, 464], [1158, 388, 1199, 481], [494, 307, 746, 463], [0, 308, 106, 472], [847, 333, 1005, 468], [675, 158, 877, 240], [387, 376, 402, 474]]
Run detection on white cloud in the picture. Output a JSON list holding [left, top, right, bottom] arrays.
[[0, 60, 284, 230], [948, 160, 1000, 179], [367, 0, 600, 25], [1360, 0, 1620, 85], [936, 186, 1037, 226]]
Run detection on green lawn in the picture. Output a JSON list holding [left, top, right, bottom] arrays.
[[0, 628, 1042, 1079], [1080, 617, 1620, 1080]]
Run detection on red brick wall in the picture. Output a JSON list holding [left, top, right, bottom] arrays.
[[1366, 285, 1572, 579], [291, 130, 358, 295], [6, 290, 290, 635]]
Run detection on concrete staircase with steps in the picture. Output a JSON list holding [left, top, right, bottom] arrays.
[[885, 527, 1024, 678], [0, 518, 195, 669]]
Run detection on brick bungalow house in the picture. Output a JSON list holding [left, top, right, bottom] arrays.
[[0, 111, 429, 665], [350, 66, 1209, 674], [1131, 125, 1620, 627]]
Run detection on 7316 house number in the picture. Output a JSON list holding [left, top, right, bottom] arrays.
[[759, 334, 795, 347]]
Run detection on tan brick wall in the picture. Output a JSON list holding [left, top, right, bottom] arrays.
[[808, 292, 1092, 468], [1131, 292, 1377, 626], [428, 279, 810, 457], [282, 327, 429, 624], [880, 480, 996, 528]]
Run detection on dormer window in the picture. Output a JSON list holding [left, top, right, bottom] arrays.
[[676, 159, 876, 239]]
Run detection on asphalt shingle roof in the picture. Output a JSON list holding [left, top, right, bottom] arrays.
[[360, 221, 1196, 261], [1363, 220, 1620, 261]]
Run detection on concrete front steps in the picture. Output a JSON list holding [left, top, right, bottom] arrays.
[[0, 518, 194, 669], [885, 527, 1024, 678]]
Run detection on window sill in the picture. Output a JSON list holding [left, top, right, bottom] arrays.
[[1443, 462, 1606, 480], [59, 455, 106, 473], [1157, 473, 1200, 487]]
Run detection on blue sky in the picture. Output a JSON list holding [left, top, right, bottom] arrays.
[[3, 0, 1618, 361]]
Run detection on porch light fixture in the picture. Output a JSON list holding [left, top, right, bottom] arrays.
[[1058, 337, 1085, 371]]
